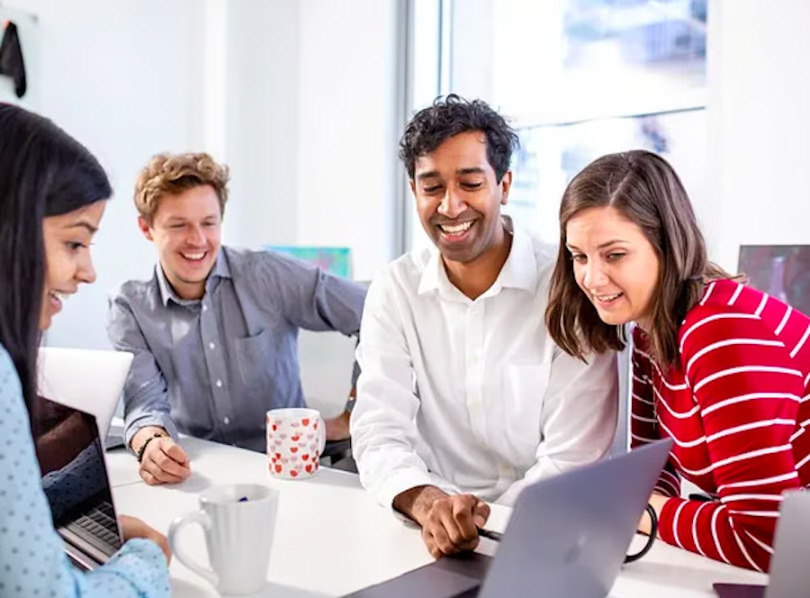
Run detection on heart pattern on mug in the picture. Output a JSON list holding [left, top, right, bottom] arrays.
[[267, 413, 324, 479]]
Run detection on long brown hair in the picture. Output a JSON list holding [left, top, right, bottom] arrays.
[[545, 150, 734, 368]]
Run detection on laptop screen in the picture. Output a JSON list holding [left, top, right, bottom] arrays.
[[34, 397, 123, 565]]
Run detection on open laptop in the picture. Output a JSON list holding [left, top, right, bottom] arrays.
[[34, 397, 124, 569], [345, 438, 673, 598], [37, 347, 133, 445], [714, 490, 810, 598]]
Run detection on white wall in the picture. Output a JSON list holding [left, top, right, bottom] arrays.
[[5, 0, 402, 352], [221, 0, 301, 250], [295, 0, 401, 281], [5, 0, 207, 350], [707, 0, 810, 270]]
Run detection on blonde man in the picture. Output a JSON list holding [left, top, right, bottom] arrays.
[[108, 153, 365, 485]]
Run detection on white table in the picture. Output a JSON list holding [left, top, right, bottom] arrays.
[[106, 437, 767, 597]]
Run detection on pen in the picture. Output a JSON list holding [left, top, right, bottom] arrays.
[[477, 527, 503, 542]]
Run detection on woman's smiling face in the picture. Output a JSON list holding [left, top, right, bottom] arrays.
[[566, 205, 660, 331], [40, 201, 106, 331]]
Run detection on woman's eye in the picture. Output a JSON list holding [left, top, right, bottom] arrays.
[[606, 253, 626, 261], [65, 241, 85, 251], [571, 254, 587, 264]]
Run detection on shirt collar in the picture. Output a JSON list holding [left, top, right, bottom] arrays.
[[156, 247, 231, 306], [417, 218, 538, 298]]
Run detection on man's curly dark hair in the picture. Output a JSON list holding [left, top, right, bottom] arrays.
[[399, 94, 519, 182]]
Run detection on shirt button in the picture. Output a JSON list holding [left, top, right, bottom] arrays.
[[223, 416, 230, 425], [209, 342, 215, 350], [202, 303, 208, 312], [216, 379, 223, 388]]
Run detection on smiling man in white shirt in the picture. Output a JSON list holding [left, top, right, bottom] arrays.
[[350, 95, 618, 559]]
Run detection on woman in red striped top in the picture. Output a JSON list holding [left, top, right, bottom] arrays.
[[545, 150, 810, 572]]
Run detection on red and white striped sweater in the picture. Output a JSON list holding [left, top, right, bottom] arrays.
[[631, 279, 810, 572]]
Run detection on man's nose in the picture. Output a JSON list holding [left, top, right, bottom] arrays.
[[438, 188, 467, 219]]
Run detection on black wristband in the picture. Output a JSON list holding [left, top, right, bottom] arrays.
[[624, 503, 658, 564], [136, 432, 166, 463]]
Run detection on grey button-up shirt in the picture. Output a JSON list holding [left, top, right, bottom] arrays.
[[107, 246, 366, 453]]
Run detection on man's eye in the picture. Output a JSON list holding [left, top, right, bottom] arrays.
[[461, 182, 483, 190], [422, 186, 442, 194]]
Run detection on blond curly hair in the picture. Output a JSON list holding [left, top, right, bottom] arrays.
[[134, 152, 230, 223]]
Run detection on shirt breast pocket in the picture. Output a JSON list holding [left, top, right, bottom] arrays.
[[234, 329, 277, 391], [501, 362, 551, 460]]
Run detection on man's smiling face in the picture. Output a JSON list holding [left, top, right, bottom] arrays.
[[411, 130, 511, 265]]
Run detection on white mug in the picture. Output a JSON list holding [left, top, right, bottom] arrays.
[[266, 407, 326, 479], [168, 483, 278, 595]]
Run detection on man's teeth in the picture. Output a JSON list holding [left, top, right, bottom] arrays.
[[182, 252, 205, 260], [440, 221, 473, 234]]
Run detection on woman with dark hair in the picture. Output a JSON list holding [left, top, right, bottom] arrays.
[[546, 150, 810, 572], [0, 102, 170, 596]]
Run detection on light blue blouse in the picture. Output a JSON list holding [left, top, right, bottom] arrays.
[[0, 344, 170, 597]]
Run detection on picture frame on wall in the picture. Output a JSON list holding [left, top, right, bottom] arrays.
[[738, 245, 810, 316]]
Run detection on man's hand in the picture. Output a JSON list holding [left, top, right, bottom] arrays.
[[119, 514, 172, 564], [325, 410, 351, 441], [394, 485, 491, 559], [132, 427, 191, 485]]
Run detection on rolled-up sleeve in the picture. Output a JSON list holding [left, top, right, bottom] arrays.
[[496, 348, 619, 505], [107, 292, 178, 451], [256, 252, 366, 337]]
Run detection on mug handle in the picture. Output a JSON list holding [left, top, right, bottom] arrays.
[[168, 510, 218, 587]]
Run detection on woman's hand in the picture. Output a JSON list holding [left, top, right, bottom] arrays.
[[637, 492, 668, 536], [119, 514, 172, 564]]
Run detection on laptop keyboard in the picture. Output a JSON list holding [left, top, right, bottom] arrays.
[[72, 500, 121, 548]]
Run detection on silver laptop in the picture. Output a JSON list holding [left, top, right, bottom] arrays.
[[37, 347, 133, 442], [35, 397, 124, 569], [345, 439, 673, 598], [714, 490, 810, 598]]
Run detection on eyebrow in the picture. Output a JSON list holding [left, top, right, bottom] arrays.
[[165, 215, 219, 223], [65, 221, 99, 234], [566, 240, 629, 251], [416, 167, 487, 181]]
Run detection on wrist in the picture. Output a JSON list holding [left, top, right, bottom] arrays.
[[131, 426, 168, 455], [394, 485, 447, 526]]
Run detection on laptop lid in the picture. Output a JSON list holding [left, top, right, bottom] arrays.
[[37, 347, 133, 439], [34, 397, 123, 569], [478, 439, 674, 598], [765, 491, 810, 598]]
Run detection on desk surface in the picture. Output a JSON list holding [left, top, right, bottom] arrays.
[[106, 437, 766, 598]]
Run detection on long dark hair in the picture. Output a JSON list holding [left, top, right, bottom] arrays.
[[0, 103, 111, 422], [545, 150, 734, 368]]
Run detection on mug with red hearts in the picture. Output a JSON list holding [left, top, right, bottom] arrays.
[[266, 407, 326, 479]]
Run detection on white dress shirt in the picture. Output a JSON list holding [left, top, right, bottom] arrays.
[[351, 225, 618, 508]]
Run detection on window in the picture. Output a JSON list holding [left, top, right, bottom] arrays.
[[408, 0, 709, 247]]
